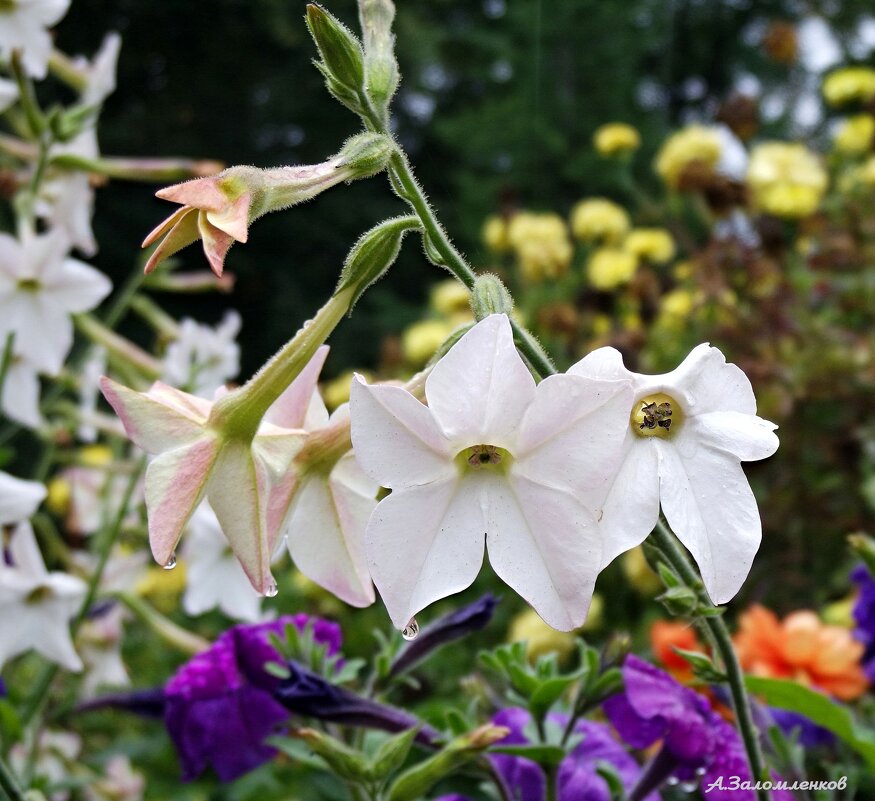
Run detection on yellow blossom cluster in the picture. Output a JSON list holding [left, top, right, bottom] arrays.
[[654, 125, 722, 187], [401, 278, 474, 366], [833, 115, 875, 155], [747, 142, 828, 218], [593, 122, 640, 157], [570, 198, 630, 244], [822, 66, 875, 106], [483, 212, 573, 282]]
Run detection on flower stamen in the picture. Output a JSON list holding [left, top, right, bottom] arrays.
[[631, 393, 682, 438]]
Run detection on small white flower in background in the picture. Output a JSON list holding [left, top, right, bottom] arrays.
[[0, 468, 46, 523], [77, 347, 107, 442], [0, 521, 86, 670], [0, 229, 111, 374], [0, 347, 43, 429], [181, 502, 265, 622], [161, 311, 241, 397], [0, 0, 71, 78], [38, 33, 122, 256], [569, 343, 779, 605], [78, 604, 129, 697], [83, 755, 145, 801], [10, 729, 81, 801], [350, 314, 633, 631], [0, 77, 17, 112]]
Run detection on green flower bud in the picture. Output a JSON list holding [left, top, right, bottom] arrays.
[[338, 132, 395, 179], [471, 273, 513, 320], [358, 0, 399, 116], [657, 585, 699, 617], [291, 727, 371, 782], [306, 4, 365, 109], [337, 215, 420, 308], [366, 727, 418, 781]]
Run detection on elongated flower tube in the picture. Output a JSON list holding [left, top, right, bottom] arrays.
[[569, 344, 779, 605], [350, 314, 633, 631], [143, 133, 394, 275]]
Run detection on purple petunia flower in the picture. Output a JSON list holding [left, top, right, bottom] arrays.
[[438, 706, 658, 801], [604, 655, 794, 800], [164, 614, 341, 782], [851, 564, 875, 681]]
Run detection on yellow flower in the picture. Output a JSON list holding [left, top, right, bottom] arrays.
[[654, 125, 722, 187], [593, 123, 641, 157], [822, 67, 875, 107], [834, 115, 875, 155], [482, 215, 509, 252], [620, 546, 662, 596], [46, 476, 71, 516], [655, 288, 697, 332], [747, 142, 828, 218], [507, 212, 573, 282], [591, 313, 613, 337], [569, 198, 630, 244], [402, 319, 455, 365], [79, 445, 113, 467], [623, 228, 676, 264], [430, 279, 471, 316], [586, 247, 638, 291], [136, 562, 187, 608], [507, 595, 603, 662], [322, 370, 369, 411]]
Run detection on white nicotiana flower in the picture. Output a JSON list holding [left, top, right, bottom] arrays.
[[0, 468, 45, 523], [0, 77, 17, 112], [0, 229, 111, 374], [77, 347, 106, 442], [10, 729, 81, 801], [350, 314, 633, 631], [161, 311, 241, 398], [78, 604, 129, 697], [0, 0, 71, 79], [0, 521, 86, 670], [181, 502, 265, 622], [569, 344, 779, 605]]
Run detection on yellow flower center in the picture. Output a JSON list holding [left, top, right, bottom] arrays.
[[630, 393, 682, 438], [17, 278, 41, 292], [456, 444, 512, 473]]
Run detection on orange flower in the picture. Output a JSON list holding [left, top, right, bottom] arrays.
[[734, 604, 869, 701], [650, 619, 706, 682]]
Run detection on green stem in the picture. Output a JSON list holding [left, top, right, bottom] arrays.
[[74, 314, 162, 380], [0, 752, 26, 801], [649, 520, 770, 801], [116, 593, 209, 655]]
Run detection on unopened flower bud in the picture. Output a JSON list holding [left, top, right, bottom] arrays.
[[657, 585, 699, 617], [471, 274, 513, 320], [290, 727, 371, 782], [336, 215, 420, 307], [306, 4, 366, 110], [338, 132, 395, 178], [358, 0, 399, 115]]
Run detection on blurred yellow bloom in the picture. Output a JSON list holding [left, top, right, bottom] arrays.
[[430, 279, 471, 316], [570, 198, 630, 244], [46, 476, 71, 516], [136, 562, 187, 607], [593, 123, 641, 156], [586, 247, 638, 290], [822, 596, 854, 628], [673, 260, 694, 281], [661, 287, 696, 318], [79, 445, 113, 467], [322, 370, 367, 410], [842, 154, 875, 191], [482, 215, 509, 252], [507, 594, 602, 662], [623, 228, 676, 263], [402, 319, 455, 365], [747, 142, 828, 218], [654, 125, 722, 187], [834, 115, 875, 155], [621, 546, 662, 595], [591, 313, 613, 337], [621, 311, 643, 332], [822, 66, 875, 106], [507, 212, 573, 281]]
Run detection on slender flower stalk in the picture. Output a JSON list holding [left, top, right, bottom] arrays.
[[0, 752, 26, 801]]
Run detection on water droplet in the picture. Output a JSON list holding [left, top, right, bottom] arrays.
[[666, 776, 680, 787], [680, 780, 699, 792], [265, 582, 278, 598], [401, 617, 420, 640], [163, 553, 177, 570]]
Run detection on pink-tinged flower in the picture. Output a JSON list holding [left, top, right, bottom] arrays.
[[0, 521, 86, 671], [99, 376, 305, 595], [350, 314, 633, 631], [569, 344, 778, 605], [142, 133, 393, 276]]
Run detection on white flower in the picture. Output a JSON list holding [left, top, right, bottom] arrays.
[[0, 351, 42, 428], [161, 311, 241, 397], [0, 0, 71, 79], [181, 502, 265, 622], [61, 461, 142, 536], [0, 77, 17, 112], [569, 343, 779, 605], [78, 604, 129, 697], [10, 729, 81, 801], [0, 229, 111, 374], [0, 521, 86, 670], [0, 468, 45, 523], [77, 347, 106, 441], [350, 314, 633, 631], [83, 755, 145, 801]]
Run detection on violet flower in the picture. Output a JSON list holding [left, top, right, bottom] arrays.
[[851, 564, 875, 681], [164, 615, 340, 781], [604, 655, 793, 800]]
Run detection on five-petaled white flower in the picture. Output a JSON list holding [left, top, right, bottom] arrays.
[[350, 314, 633, 631], [161, 311, 241, 398], [0, 0, 71, 78], [0, 229, 111, 374], [569, 343, 779, 605]]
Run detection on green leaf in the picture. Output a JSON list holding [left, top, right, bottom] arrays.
[[367, 727, 418, 780], [746, 676, 875, 770], [528, 676, 575, 717], [489, 744, 566, 768], [672, 648, 726, 682]]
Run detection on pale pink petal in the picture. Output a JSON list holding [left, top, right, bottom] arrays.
[[286, 453, 376, 607], [595, 436, 661, 568], [142, 206, 191, 247], [100, 377, 205, 453], [145, 438, 218, 566], [366, 476, 487, 629], [486, 474, 601, 631], [143, 208, 201, 274], [198, 213, 234, 277], [657, 440, 762, 605], [424, 314, 535, 449], [350, 376, 454, 489], [683, 412, 779, 462], [567, 346, 635, 382], [515, 373, 632, 494], [206, 192, 251, 242], [263, 345, 329, 429], [156, 177, 227, 211], [147, 382, 212, 422]]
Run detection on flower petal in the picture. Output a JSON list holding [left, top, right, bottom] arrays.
[[567, 346, 634, 382], [145, 437, 218, 567], [42, 257, 112, 313], [424, 314, 535, 449], [350, 376, 453, 489], [657, 440, 762, 605], [366, 476, 487, 629], [286, 454, 376, 608], [486, 475, 601, 631], [0, 469, 47, 525], [263, 345, 329, 430], [157, 177, 227, 212], [143, 208, 200, 274], [4, 519, 47, 577], [684, 411, 779, 462], [1, 358, 42, 429], [198, 213, 235, 277]]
